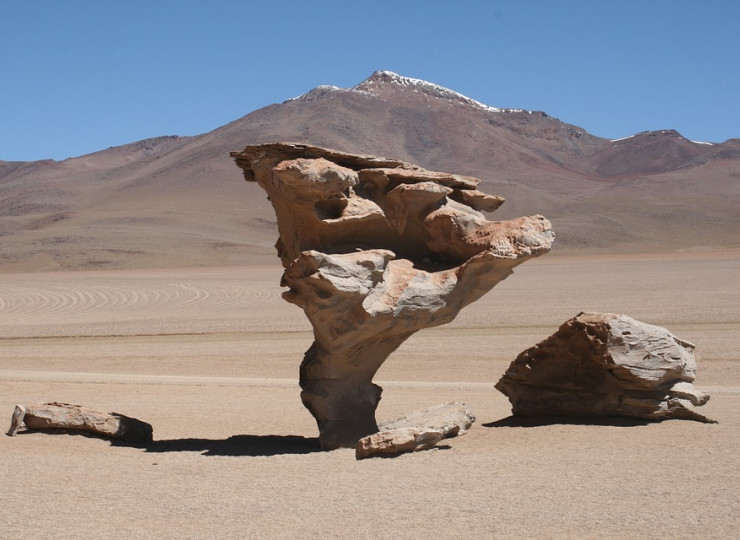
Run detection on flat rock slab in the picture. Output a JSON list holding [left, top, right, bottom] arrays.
[[356, 402, 475, 459], [496, 312, 715, 423], [356, 428, 444, 459], [379, 401, 476, 437], [7, 402, 153, 443]]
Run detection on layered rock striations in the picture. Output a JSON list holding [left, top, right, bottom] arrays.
[[496, 312, 714, 423], [232, 143, 554, 449]]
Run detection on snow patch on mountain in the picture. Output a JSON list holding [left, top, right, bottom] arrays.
[[284, 85, 342, 103], [609, 134, 637, 143], [285, 71, 540, 116], [610, 130, 715, 146], [353, 70, 529, 114]]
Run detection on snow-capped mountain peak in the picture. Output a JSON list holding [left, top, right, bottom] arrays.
[[286, 70, 532, 115], [352, 70, 522, 114]]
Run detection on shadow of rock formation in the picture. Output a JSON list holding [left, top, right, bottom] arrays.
[[114, 434, 321, 457], [483, 416, 653, 428]]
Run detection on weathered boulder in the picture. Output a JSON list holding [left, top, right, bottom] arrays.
[[232, 143, 554, 449], [7, 402, 153, 442], [379, 402, 475, 437], [495, 312, 715, 423], [356, 428, 444, 459], [356, 402, 476, 459]]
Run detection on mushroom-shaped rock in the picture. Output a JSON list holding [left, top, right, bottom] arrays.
[[232, 142, 555, 449], [495, 312, 715, 423]]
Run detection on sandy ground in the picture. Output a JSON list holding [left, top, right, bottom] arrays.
[[1, 252, 739, 538]]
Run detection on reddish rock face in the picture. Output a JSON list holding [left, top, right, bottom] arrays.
[[232, 142, 554, 449]]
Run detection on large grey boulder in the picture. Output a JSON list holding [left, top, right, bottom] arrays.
[[496, 312, 715, 423]]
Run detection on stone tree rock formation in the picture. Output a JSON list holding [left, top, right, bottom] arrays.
[[232, 143, 554, 449], [496, 312, 715, 423]]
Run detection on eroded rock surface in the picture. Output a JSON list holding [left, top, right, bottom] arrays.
[[356, 428, 444, 459], [232, 143, 554, 449], [7, 402, 153, 442], [379, 402, 475, 438], [495, 312, 715, 423], [355, 402, 476, 459]]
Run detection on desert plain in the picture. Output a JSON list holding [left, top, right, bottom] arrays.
[[1, 249, 738, 538]]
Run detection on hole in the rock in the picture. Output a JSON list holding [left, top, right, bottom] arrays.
[[314, 197, 347, 220], [410, 256, 460, 272], [356, 182, 375, 199]]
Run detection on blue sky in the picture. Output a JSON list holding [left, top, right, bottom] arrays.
[[2, 1, 738, 161]]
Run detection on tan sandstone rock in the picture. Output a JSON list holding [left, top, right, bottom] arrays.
[[355, 402, 476, 459], [379, 402, 476, 437], [232, 143, 554, 449], [7, 402, 153, 442], [356, 428, 444, 459], [495, 312, 715, 423]]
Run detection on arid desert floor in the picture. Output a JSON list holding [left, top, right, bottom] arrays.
[[2, 252, 739, 538]]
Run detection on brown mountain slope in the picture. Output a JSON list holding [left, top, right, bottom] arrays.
[[1, 71, 738, 272]]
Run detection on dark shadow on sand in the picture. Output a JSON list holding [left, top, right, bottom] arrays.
[[113, 434, 322, 456], [483, 415, 653, 428]]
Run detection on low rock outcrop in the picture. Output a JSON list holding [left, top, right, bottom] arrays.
[[495, 312, 715, 423], [232, 143, 554, 449]]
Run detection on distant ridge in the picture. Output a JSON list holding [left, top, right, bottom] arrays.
[[1, 71, 738, 272]]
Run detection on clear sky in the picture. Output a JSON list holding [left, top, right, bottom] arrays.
[[2, 0, 738, 161]]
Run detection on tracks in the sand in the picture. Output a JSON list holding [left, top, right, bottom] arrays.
[[0, 269, 287, 336], [0, 280, 278, 315]]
